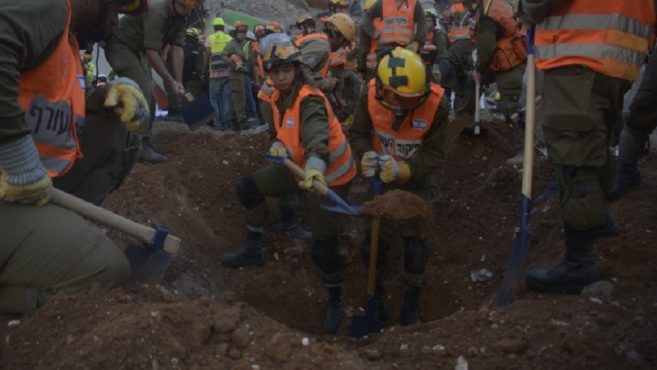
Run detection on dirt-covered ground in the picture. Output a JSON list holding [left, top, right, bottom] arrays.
[[1, 114, 656, 369]]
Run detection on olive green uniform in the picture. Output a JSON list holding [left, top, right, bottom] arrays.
[[105, 0, 186, 136], [224, 38, 249, 127], [245, 80, 350, 283], [0, 0, 130, 314], [349, 82, 449, 286]]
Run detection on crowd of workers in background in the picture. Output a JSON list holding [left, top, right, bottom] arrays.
[[1, 0, 655, 338]]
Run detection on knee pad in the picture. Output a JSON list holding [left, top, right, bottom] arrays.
[[236, 176, 265, 210], [360, 234, 390, 269], [310, 239, 343, 275], [558, 166, 607, 231], [403, 238, 429, 274]]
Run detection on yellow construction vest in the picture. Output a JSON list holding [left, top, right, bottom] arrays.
[[208, 31, 233, 72]]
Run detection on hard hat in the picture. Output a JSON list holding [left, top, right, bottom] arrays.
[[213, 17, 225, 27], [266, 21, 283, 33], [254, 24, 266, 33], [180, 0, 201, 8], [329, 0, 350, 7], [260, 33, 302, 72], [326, 13, 356, 42], [186, 27, 201, 37], [377, 47, 427, 96], [296, 14, 315, 27], [233, 21, 248, 32], [116, 0, 148, 15], [424, 7, 438, 17], [363, 0, 377, 11], [97, 74, 108, 82]]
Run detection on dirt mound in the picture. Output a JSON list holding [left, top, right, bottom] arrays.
[[360, 190, 429, 220], [2, 115, 656, 369]]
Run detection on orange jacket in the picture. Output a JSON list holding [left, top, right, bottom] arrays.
[[380, 0, 417, 46], [366, 79, 444, 160], [535, 0, 655, 81], [366, 18, 384, 70], [420, 30, 437, 64], [448, 2, 471, 43], [18, 3, 84, 177], [250, 41, 266, 79], [476, 0, 526, 72], [260, 84, 356, 186]]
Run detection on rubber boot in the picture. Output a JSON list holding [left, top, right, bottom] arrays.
[[608, 127, 645, 201], [399, 284, 421, 326], [221, 228, 265, 267], [526, 225, 600, 294], [322, 284, 342, 334], [138, 138, 168, 163]]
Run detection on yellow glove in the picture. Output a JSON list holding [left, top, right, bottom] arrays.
[[360, 151, 379, 177], [297, 157, 327, 194], [378, 154, 411, 183], [268, 141, 289, 157], [104, 78, 150, 133], [0, 172, 52, 206]]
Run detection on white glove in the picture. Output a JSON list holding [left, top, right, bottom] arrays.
[[268, 141, 289, 157], [360, 151, 379, 177]]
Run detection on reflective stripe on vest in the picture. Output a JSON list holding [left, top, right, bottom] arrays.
[[251, 41, 266, 78], [209, 31, 233, 72], [535, 0, 656, 81], [259, 84, 356, 186], [295, 32, 329, 46], [330, 47, 347, 67], [366, 18, 384, 70], [366, 79, 443, 160], [18, 2, 84, 177], [380, 0, 417, 46]]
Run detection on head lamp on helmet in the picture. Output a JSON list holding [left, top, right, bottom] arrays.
[[116, 0, 148, 15]]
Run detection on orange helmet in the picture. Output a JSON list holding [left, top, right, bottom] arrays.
[[233, 21, 248, 33], [266, 21, 283, 33], [116, 0, 148, 15]]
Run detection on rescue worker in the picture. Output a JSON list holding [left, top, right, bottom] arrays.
[[250, 24, 267, 95], [327, 0, 350, 15], [420, 7, 449, 82], [358, 0, 382, 81], [466, 0, 527, 163], [295, 14, 318, 39], [106, 0, 200, 163], [203, 17, 233, 131], [0, 0, 150, 314], [358, 0, 428, 73], [224, 21, 259, 131], [83, 48, 96, 86], [349, 47, 449, 325], [221, 34, 357, 334], [608, 46, 657, 200], [182, 27, 206, 98], [519, 0, 655, 293]]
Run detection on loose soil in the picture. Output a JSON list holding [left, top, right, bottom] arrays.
[[1, 114, 656, 370]]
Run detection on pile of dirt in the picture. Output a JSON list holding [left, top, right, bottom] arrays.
[[360, 190, 429, 220], [1, 114, 656, 369]]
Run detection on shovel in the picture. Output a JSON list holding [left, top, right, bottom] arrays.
[[461, 78, 488, 136], [51, 188, 181, 283], [181, 93, 218, 130], [496, 24, 536, 306], [265, 155, 362, 215]]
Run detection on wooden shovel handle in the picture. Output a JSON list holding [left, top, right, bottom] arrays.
[[51, 188, 181, 254], [282, 158, 331, 195]]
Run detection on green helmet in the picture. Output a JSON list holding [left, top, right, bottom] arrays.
[[213, 17, 225, 27]]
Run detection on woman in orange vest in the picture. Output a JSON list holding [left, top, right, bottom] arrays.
[[349, 47, 449, 326], [0, 0, 149, 314], [221, 33, 357, 335], [518, 0, 655, 294]]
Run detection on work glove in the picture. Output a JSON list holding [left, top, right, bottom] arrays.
[[104, 77, 150, 133], [360, 151, 379, 177], [268, 141, 289, 157], [0, 135, 52, 206], [405, 41, 420, 53], [378, 154, 411, 184], [298, 157, 327, 195]]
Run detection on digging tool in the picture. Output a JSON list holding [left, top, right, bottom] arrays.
[[265, 155, 362, 215], [181, 92, 218, 130], [51, 188, 181, 283], [462, 78, 488, 136], [496, 25, 536, 307]]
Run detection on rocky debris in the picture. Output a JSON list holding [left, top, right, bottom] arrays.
[[582, 280, 615, 297], [455, 356, 469, 370], [491, 338, 527, 354], [470, 268, 493, 282]]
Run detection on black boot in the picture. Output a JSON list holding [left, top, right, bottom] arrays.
[[592, 214, 620, 239], [399, 285, 421, 325], [526, 225, 599, 294], [322, 284, 342, 334], [276, 205, 312, 240], [221, 228, 265, 267], [374, 284, 389, 323], [608, 127, 645, 200], [138, 138, 168, 163]]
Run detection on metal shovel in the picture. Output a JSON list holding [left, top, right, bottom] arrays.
[[265, 155, 362, 215], [51, 188, 181, 283], [461, 78, 488, 136]]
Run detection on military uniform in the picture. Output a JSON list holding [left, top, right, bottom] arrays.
[[0, 0, 130, 314], [224, 38, 251, 129]]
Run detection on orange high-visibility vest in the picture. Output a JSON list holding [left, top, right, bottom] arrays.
[[259, 84, 356, 186], [420, 30, 437, 64], [250, 41, 266, 79], [18, 2, 84, 177], [330, 47, 347, 68], [366, 18, 384, 70], [380, 0, 417, 47], [535, 0, 656, 81], [295, 33, 331, 78], [448, 2, 471, 43], [366, 79, 444, 160], [475, 0, 527, 72]]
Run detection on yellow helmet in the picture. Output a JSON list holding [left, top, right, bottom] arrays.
[[377, 47, 427, 96], [213, 17, 225, 27], [363, 0, 377, 11], [261, 34, 302, 72], [326, 13, 356, 42]]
